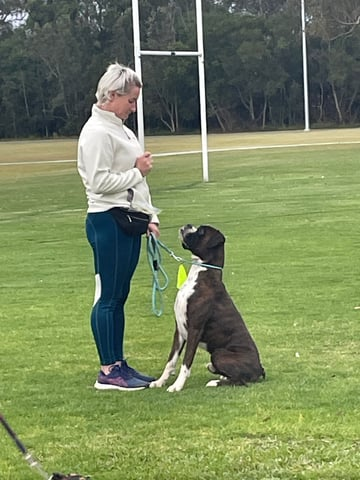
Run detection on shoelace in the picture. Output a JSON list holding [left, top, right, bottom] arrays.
[[108, 364, 132, 380], [120, 361, 137, 377]]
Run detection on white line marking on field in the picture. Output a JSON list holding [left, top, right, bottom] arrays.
[[154, 140, 360, 157], [0, 140, 359, 166], [0, 159, 75, 166]]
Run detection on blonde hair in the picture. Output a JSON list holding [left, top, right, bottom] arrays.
[[95, 62, 142, 105]]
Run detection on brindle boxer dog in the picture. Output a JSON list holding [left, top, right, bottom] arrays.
[[150, 224, 265, 392]]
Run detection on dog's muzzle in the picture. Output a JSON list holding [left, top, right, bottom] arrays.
[[179, 224, 197, 249]]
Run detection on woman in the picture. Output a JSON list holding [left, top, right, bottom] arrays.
[[77, 62, 160, 391]]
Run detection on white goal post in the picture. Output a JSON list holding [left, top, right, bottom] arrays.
[[132, 0, 209, 182]]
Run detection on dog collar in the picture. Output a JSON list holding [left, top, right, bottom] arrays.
[[192, 261, 223, 271]]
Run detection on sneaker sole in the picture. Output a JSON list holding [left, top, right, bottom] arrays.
[[94, 381, 147, 391]]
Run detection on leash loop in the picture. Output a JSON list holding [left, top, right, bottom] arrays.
[[147, 233, 169, 317]]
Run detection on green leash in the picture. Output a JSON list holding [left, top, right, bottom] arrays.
[[147, 233, 170, 317], [146, 233, 223, 317]]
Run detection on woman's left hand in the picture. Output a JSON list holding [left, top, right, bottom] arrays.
[[148, 222, 160, 238]]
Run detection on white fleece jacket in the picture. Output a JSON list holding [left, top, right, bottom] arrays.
[[77, 105, 159, 220]]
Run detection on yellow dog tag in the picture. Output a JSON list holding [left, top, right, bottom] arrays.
[[176, 264, 188, 289]]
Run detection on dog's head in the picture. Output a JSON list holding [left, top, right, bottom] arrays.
[[179, 224, 225, 265]]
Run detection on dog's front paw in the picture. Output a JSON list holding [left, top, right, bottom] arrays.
[[206, 379, 220, 387], [166, 383, 183, 393], [149, 379, 165, 388]]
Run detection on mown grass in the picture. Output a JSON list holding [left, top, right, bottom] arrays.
[[0, 130, 359, 479]]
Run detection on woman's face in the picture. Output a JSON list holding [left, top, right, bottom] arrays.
[[107, 86, 140, 120]]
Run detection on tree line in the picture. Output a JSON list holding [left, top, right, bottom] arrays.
[[0, 0, 359, 139]]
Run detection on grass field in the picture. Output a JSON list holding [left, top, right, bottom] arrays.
[[0, 129, 359, 479]]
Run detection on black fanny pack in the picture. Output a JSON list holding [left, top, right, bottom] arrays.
[[109, 207, 150, 236]]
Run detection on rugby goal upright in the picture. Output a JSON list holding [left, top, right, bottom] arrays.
[[132, 0, 209, 182]]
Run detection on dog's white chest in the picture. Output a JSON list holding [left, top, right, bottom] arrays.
[[174, 264, 206, 340]]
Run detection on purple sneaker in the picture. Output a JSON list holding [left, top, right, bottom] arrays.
[[94, 365, 149, 391], [121, 360, 156, 383]]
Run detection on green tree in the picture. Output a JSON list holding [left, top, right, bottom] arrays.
[[306, 0, 360, 124], [0, 0, 359, 137]]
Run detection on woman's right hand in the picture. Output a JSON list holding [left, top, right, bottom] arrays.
[[135, 151, 153, 176]]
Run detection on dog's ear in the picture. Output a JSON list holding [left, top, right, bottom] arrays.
[[197, 226, 206, 237], [207, 229, 225, 249]]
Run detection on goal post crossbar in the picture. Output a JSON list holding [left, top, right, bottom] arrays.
[[132, 0, 209, 182], [140, 50, 201, 56]]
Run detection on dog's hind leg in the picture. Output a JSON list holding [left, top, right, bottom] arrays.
[[206, 362, 220, 374], [150, 329, 185, 388], [206, 349, 250, 387], [206, 376, 247, 387]]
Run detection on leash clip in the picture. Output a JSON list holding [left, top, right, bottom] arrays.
[[169, 252, 183, 263]]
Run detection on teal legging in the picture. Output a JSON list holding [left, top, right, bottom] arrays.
[[86, 211, 141, 366]]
